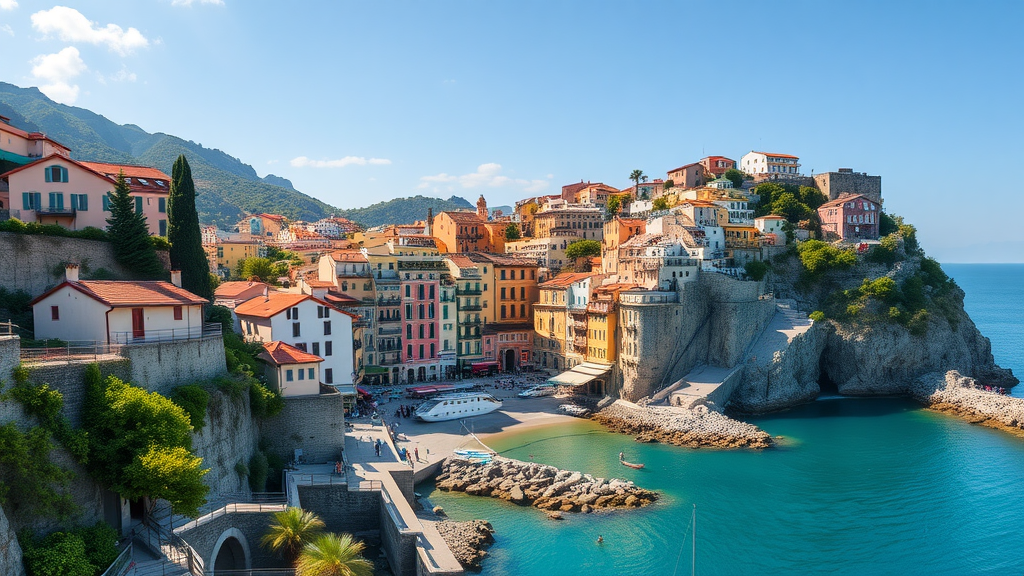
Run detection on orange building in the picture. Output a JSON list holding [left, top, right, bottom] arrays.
[[601, 217, 646, 274]]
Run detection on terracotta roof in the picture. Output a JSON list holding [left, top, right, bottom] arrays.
[[0, 121, 69, 150], [304, 280, 335, 288], [441, 211, 485, 223], [819, 194, 876, 210], [701, 156, 735, 162], [561, 182, 591, 196], [234, 292, 313, 318], [465, 252, 537, 267], [325, 291, 359, 304], [667, 162, 703, 173], [446, 255, 478, 269], [756, 215, 787, 220], [540, 272, 600, 288], [31, 280, 207, 307], [752, 151, 799, 159], [258, 341, 323, 365], [215, 281, 270, 299], [260, 213, 286, 221], [78, 162, 170, 182]]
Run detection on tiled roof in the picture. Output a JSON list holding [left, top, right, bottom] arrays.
[[330, 250, 368, 263], [32, 280, 207, 307], [667, 162, 702, 173], [540, 272, 600, 288], [0, 120, 70, 150], [215, 281, 270, 299], [465, 252, 537, 267], [234, 292, 312, 318], [441, 211, 485, 223], [258, 341, 323, 365], [819, 194, 875, 209], [260, 213, 286, 221], [78, 161, 170, 182], [445, 255, 478, 269], [756, 215, 787, 220], [752, 151, 799, 159]]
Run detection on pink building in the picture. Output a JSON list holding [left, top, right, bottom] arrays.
[[1, 155, 170, 236], [482, 323, 534, 372], [699, 156, 736, 178], [401, 264, 441, 383], [666, 162, 707, 188], [817, 194, 881, 241]]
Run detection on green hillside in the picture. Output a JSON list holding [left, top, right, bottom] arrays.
[[0, 82, 470, 229]]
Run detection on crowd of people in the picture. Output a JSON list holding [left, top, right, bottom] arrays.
[[973, 383, 1011, 395]]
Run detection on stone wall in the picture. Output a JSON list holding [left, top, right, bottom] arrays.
[[260, 393, 346, 465], [123, 338, 227, 397], [0, 232, 169, 295], [701, 273, 776, 367], [380, 499, 417, 576], [813, 171, 882, 202], [176, 510, 283, 571], [297, 485, 381, 535], [22, 359, 132, 427], [192, 390, 260, 500]]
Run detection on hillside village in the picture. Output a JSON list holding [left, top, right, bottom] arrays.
[[6, 111, 1017, 576]]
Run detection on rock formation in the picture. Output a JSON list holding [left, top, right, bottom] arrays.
[[435, 520, 495, 572], [594, 400, 773, 448], [913, 371, 1024, 436], [435, 457, 658, 512], [0, 506, 25, 576]]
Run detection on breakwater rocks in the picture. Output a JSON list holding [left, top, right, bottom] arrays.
[[594, 400, 773, 449], [435, 457, 658, 512], [436, 520, 495, 572], [913, 371, 1024, 437]]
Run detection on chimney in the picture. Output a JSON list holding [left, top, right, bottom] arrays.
[[263, 286, 270, 302], [426, 208, 433, 236], [65, 263, 80, 283], [170, 270, 182, 287]]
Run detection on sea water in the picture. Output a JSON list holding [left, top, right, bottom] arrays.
[[419, 264, 1024, 575]]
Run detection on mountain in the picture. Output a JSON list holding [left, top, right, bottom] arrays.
[[0, 82, 464, 230], [344, 195, 474, 228]]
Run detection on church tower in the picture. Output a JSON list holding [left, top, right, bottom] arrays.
[[476, 195, 488, 220]]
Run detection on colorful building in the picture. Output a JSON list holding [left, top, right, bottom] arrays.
[[699, 156, 736, 177], [817, 194, 881, 242], [666, 162, 707, 188], [740, 151, 801, 176]]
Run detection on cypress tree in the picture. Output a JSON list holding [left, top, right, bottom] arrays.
[[106, 171, 164, 279], [167, 155, 212, 299]]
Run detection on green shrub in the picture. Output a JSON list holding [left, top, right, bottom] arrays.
[[888, 306, 903, 322], [151, 236, 171, 250], [7, 375, 89, 463], [865, 234, 899, 266], [248, 451, 269, 492], [235, 461, 249, 478], [846, 303, 863, 317], [215, 375, 249, 400], [907, 309, 930, 336], [76, 227, 108, 241], [20, 530, 95, 576], [250, 381, 284, 419], [744, 260, 769, 281], [809, 311, 826, 322], [76, 522, 119, 570], [796, 240, 857, 276], [0, 424, 76, 520], [171, 384, 210, 432], [859, 276, 898, 303], [206, 305, 234, 334]]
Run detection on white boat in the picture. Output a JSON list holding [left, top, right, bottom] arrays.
[[518, 385, 556, 398], [415, 392, 503, 422], [558, 404, 591, 417]]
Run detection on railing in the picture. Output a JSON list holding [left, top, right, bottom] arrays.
[[0, 321, 18, 336], [172, 502, 288, 534], [377, 297, 402, 306], [460, 303, 482, 311], [141, 516, 205, 576], [20, 342, 123, 364], [461, 318, 481, 326], [110, 322, 222, 345], [37, 206, 76, 216], [456, 287, 482, 295], [378, 326, 402, 335], [251, 492, 287, 503], [98, 540, 133, 576], [288, 473, 373, 488]]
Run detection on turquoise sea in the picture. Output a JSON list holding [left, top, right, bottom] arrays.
[[420, 264, 1024, 575]]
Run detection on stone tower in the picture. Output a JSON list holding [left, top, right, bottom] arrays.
[[476, 195, 488, 220]]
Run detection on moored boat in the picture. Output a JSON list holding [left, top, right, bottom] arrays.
[[415, 392, 503, 422]]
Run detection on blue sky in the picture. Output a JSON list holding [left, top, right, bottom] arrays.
[[1, 0, 1022, 262]]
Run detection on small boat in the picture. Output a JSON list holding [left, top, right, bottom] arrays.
[[621, 460, 645, 469], [557, 404, 591, 417], [519, 385, 556, 398]]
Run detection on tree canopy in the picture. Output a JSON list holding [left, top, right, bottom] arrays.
[[263, 507, 326, 562], [504, 223, 521, 241], [105, 171, 164, 279], [565, 239, 602, 260], [296, 533, 374, 576], [168, 155, 213, 299], [652, 197, 670, 211]]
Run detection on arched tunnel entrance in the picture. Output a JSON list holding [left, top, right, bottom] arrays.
[[211, 529, 251, 572], [818, 355, 839, 395]]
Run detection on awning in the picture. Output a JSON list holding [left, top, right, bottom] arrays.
[[334, 385, 357, 397], [547, 362, 612, 387]]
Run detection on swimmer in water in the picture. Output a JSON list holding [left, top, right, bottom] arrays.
[[597, 535, 604, 544]]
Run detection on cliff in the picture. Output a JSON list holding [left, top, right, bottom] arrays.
[[730, 250, 1016, 413]]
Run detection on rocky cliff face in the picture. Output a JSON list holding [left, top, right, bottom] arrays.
[[0, 506, 25, 576], [730, 253, 1016, 414]]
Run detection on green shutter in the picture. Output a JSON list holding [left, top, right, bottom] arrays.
[[134, 196, 142, 214], [44, 168, 51, 183], [22, 193, 30, 209]]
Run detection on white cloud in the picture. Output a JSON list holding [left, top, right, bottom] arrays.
[[0, 0, 18, 11], [290, 156, 392, 168], [419, 163, 549, 193], [31, 46, 87, 104], [110, 66, 136, 82], [171, 0, 224, 5], [31, 6, 149, 55], [1, 24, 13, 36]]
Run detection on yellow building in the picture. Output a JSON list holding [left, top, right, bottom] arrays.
[[534, 280, 568, 371], [585, 283, 633, 364], [217, 240, 261, 276], [722, 222, 760, 249]]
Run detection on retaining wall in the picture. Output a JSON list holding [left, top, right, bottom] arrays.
[[260, 393, 346, 465], [122, 338, 227, 397], [297, 484, 381, 535]]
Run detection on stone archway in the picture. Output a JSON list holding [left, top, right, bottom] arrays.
[[211, 528, 251, 572]]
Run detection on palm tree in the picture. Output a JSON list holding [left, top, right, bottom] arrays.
[[296, 533, 374, 576], [262, 507, 326, 562], [629, 169, 644, 194]]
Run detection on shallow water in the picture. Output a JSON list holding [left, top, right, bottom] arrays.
[[419, 264, 1024, 575]]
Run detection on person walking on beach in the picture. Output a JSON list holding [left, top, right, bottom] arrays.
[[414, 446, 420, 462], [374, 440, 381, 457]]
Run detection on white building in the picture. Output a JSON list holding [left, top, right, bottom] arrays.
[[754, 215, 787, 241], [30, 267, 208, 345], [235, 292, 356, 387], [740, 151, 801, 176], [258, 341, 324, 397], [714, 198, 754, 223]]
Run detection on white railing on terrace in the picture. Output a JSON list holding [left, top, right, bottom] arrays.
[[172, 502, 288, 534], [110, 322, 222, 345], [20, 342, 123, 364]]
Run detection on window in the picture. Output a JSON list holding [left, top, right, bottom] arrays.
[[500, 269, 506, 280], [51, 306, 59, 321], [295, 342, 307, 351], [429, 285, 435, 299], [428, 303, 434, 319], [418, 284, 425, 300], [324, 368, 333, 384], [298, 369, 305, 380], [158, 197, 166, 213], [443, 305, 449, 320], [418, 304, 424, 319], [47, 192, 64, 210], [159, 220, 167, 236], [312, 342, 320, 355], [308, 368, 314, 380], [520, 286, 525, 299], [501, 287, 507, 299], [407, 324, 413, 339], [173, 306, 183, 320], [406, 304, 413, 319], [286, 369, 294, 382], [22, 192, 41, 211], [430, 343, 435, 357], [134, 196, 143, 214], [292, 322, 301, 337], [323, 321, 331, 335], [318, 306, 324, 318], [501, 305, 507, 319], [70, 193, 88, 211], [429, 323, 435, 338], [325, 341, 332, 356], [407, 344, 413, 357], [45, 165, 68, 183], [419, 344, 424, 359]]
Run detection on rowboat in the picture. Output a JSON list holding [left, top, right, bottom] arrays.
[[621, 460, 645, 469]]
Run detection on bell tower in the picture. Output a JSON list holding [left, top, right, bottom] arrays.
[[476, 195, 488, 220]]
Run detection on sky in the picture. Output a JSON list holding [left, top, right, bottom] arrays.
[[0, 0, 1022, 262]]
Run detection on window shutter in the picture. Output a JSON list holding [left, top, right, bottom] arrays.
[[45, 168, 52, 183], [22, 193, 30, 210]]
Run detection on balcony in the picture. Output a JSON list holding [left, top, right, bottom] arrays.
[[377, 315, 402, 324], [457, 287, 482, 296], [461, 318, 481, 326], [378, 326, 402, 336], [460, 303, 482, 311], [377, 296, 402, 306], [36, 206, 76, 217]]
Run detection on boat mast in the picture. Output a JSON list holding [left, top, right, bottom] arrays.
[[692, 504, 696, 576]]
